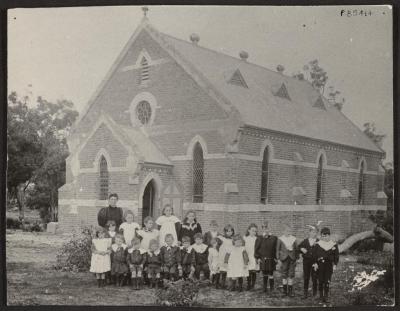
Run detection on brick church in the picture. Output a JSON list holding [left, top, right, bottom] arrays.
[[58, 11, 387, 239]]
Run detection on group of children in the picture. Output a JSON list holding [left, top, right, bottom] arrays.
[[90, 205, 339, 303]]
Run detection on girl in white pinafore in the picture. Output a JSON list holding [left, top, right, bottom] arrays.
[[90, 228, 112, 287], [155, 204, 181, 247], [225, 234, 249, 292], [244, 223, 260, 290], [216, 224, 235, 289]]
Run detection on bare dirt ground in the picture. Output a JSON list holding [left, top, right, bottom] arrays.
[[6, 231, 394, 306]]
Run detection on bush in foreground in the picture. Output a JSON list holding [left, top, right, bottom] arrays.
[[55, 226, 94, 272]]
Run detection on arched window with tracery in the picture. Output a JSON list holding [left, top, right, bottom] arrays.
[[99, 156, 109, 200], [260, 146, 270, 204], [316, 155, 324, 204], [358, 161, 365, 204], [192, 142, 204, 203], [139, 57, 149, 84]]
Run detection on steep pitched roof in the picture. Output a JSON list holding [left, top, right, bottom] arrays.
[[156, 31, 383, 154]]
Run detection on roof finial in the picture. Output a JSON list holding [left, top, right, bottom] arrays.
[[142, 6, 149, 18]]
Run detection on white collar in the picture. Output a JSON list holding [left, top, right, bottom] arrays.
[[317, 240, 336, 251], [149, 249, 160, 256], [192, 243, 208, 253], [108, 231, 116, 237], [112, 243, 127, 251], [127, 248, 147, 254]]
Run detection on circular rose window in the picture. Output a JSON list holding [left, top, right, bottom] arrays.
[[135, 100, 152, 125]]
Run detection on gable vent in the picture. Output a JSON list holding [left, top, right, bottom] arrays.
[[139, 57, 149, 84], [228, 69, 248, 88], [313, 96, 326, 110], [274, 83, 291, 100]]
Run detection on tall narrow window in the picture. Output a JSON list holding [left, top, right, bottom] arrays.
[[260, 147, 269, 204], [140, 57, 149, 84], [358, 161, 365, 204], [99, 156, 109, 200], [192, 142, 204, 203], [316, 156, 324, 204]]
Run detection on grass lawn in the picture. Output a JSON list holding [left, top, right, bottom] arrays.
[[6, 230, 394, 306]]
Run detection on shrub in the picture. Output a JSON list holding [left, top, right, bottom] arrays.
[[54, 226, 95, 272], [22, 220, 43, 232], [155, 278, 208, 307], [347, 289, 393, 305], [6, 217, 21, 229]]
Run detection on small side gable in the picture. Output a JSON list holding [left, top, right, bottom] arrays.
[[228, 69, 248, 88], [313, 96, 326, 110], [274, 83, 291, 101]]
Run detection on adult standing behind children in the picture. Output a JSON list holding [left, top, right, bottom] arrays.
[[98, 193, 124, 230]]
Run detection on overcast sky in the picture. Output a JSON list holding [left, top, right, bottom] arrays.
[[8, 5, 393, 163]]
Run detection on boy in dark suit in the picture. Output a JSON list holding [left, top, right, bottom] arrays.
[[254, 221, 278, 294], [298, 225, 319, 298], [276, 224, 298, 297], [312, 227, 339, 303]]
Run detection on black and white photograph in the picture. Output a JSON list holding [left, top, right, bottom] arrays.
[[5, 5, 395, 307]]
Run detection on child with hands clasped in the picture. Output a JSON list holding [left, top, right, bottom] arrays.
[[243, 223, 259, 290], [276, 224, 299, 297], [255, 221, 278, 294], [126, 237, 147, 290], [180, 236, 196, 279], [312, 227, 339, 304], [179, 210, 202, 245], [224, 234, 249, 292], [217, 224, 235, 289], [298, 225, 319, 299], [192, 233, 210, 280], [146, 239, 163, 288], [90, 227, 112, 287], [156, 205, 181, 247], [111, 234, 129, 287], [208, 237, 221, 288], [160, 234, 182, 281], [119, 210, 140, 248]]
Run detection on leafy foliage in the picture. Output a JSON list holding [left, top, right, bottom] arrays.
[[363, 122, 386, 147], [7, 91, 79, 222], [6, 217, 22, 229], [55, 226, 94, 272], [155, 278, 208, 307]]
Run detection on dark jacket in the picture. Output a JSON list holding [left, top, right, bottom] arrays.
[[312, 242, 339, 266], [192, 244, 209, 266], [276, 236, 299, 261], [298, 238, 319, 261], [180, 247, 196, 267], [126, 249, 145, 266], [179, 221, 202, 244], [255, 234, 278, 271], [98, 205, 124, 229], [160, 245, 181, 267], [146, 251, 162, 267]]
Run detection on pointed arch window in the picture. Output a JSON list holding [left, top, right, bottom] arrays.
[[99, 156, 109, 200], [139, 57, 149, 84], [260, 146, 270, 204], [192, 142, 204, 203], [358, 161, 365, 205], [316, 155, 324, 204]]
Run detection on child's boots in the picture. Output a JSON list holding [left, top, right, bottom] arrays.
[[137, 278, 142, 290], [97, 279, 102, 288], [229, 279, 237, 291], [247, 276, 252, 291], [288, 285, 295, 297], [282, 284, 288, 296], [263, 276, 269, 293], [220, 273, 227, 289], [323, 283, 330, 303], [238, 278, 243, 292], [269, 278, 275, 292], [215, 273, 220, 289]]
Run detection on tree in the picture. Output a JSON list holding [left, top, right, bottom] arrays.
[[7, 91, 79, 222], [363, 122, 386, 147], [302, 60, 328, 94]]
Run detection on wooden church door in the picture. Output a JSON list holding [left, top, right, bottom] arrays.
[[142, 180, 157, 225]]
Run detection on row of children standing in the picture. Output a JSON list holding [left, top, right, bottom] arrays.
[[90, 205, 339, 303]]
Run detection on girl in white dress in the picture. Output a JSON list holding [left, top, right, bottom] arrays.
[[208, 237, 220, 288], [225, 234, 249, 292], [119, 210, 140, 247], [244, 223, 259, 290], [155, 204, 181, 247], [90, 228, 112, 287], [217, 224, 235, 289]]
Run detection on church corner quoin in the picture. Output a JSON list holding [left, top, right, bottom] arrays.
[[57, 15, 386, 239]]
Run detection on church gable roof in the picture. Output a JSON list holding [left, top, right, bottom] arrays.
[[157, 31, 382, 154]]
